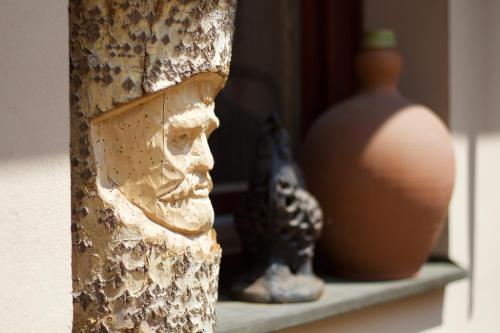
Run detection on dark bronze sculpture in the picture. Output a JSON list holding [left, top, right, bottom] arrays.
[[232, 113, 324, 303]]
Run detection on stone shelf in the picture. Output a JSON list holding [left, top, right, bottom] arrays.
[[216, 261, 466, 333]]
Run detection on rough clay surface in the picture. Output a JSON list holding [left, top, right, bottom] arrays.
[[69, 1, 236, 332], [233, 115, 324, 304]]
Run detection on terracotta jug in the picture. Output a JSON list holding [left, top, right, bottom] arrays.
[[301, 30, 455, 280]]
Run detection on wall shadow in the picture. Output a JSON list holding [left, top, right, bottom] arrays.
[[467, 133, 476, 318]]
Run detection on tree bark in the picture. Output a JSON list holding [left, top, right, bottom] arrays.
[[69, 1, 236, 332]]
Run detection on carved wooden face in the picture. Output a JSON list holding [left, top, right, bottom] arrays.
[[92, 76, 220, 235]]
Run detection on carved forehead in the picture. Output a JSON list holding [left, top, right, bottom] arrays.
[[164, 73, 221, 111], [167, 104, 219, 130], [92, 73, 224, 125]]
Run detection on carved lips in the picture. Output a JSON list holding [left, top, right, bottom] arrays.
[[158, 173, 212, 202]]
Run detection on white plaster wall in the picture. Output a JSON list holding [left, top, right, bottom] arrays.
[[0, 1, 72, 332], [436, 0, 500, 331], [282, 0, 500, 332]]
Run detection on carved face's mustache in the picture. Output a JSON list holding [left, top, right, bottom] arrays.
[[158, 173, 212, 202]]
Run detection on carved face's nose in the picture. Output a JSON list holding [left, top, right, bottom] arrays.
[[192, 132, 214, 172]]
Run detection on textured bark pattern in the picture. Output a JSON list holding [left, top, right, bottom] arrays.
[[70, 0, 235, 116], [70, 1, 236, 332], [72, 221, 221, 332]]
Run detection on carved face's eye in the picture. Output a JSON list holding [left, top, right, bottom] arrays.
[[167, 129, 196, 155], [178, 133, 190, 145]]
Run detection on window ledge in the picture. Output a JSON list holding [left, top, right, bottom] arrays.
[[216, 261, 466, 333]]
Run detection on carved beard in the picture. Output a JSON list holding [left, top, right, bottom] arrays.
[[91, 75, 221, 236]]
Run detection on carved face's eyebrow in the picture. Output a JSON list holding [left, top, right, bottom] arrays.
[[169, 104, 218, 130]]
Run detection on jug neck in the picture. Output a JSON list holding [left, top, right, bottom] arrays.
[[356, 48, 402, 93]]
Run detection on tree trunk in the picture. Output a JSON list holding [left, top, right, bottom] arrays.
[[69, 1, 236, 332]]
